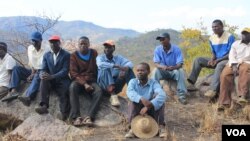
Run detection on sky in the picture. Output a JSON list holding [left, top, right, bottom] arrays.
[[1, 0, 249, 33]]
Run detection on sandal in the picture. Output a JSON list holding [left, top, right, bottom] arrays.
[[82, 116, 93, 126], [73, 117, 83, 126]]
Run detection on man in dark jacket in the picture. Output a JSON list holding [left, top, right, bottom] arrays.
[[35, 35, 70, 121]]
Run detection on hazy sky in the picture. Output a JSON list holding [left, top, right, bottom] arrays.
[[1, 0, 249, 33]]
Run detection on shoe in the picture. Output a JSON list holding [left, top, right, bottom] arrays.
[[125, 129, 135, 138], [179, 98, 187, 105], [187, 84, 198, 91], [18, 96, 31, 106], [110, 95, 120, 107], [1, 92, 19, 102], [217, 104, 230, 112], [35, 105, 48, 114], [159, 125, 167, 138], [204, 90, 216, 98], [237, 96, 248, 105]]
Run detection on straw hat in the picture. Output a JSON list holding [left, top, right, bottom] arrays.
[[131, 115, 159, 139]]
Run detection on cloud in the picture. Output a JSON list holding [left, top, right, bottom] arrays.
[[150, 6, 247, 20]]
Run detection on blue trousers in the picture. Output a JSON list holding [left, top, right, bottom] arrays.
[[152, 68, 187, 99], [10, 66, 40, 98], [97, 68, 135, 94]]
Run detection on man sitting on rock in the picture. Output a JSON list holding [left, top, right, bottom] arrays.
[[97, 40, 135, 107], [152, 32, 187, 104], [35, 35, 70, 121], [125, 62, 167, 138], [218, 28, 250, 111], [0, 42, 16, 99], [187, 19, 235, 99], [69, 36, 102, 126], [2, 32, 49, 104]]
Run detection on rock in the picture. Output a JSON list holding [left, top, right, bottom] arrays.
[[0, 83, 128, 127], [4, 114, 86, 141]]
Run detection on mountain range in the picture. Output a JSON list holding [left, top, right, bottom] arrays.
[[0, 16, 140, 43]]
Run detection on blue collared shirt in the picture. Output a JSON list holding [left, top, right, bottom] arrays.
[[153, 44, 184, 66], [127, 78, 167, 110], [96, 54, 133, 69]]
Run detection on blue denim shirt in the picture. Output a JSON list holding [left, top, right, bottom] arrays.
[[153, 44, 184, 66], [96, 54, 133, 77], [127, 78, 167, 110]]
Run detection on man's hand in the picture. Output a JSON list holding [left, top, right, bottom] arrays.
[[27, 73, 35, 82], [84, 83, 94, 93], [140, 107, 148, 115], [208, 60, 218, 67], [140, 98, 151, 107], [118, 70, 126, 79], [232, 65, 238, 77], [39, 72, 54, 80]]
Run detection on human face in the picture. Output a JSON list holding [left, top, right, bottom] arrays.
[[136, 64, 149, 80], [31, 40, 41, 49], [104, 45, 114, 56], [212, 22, 223, 35], [242, 32, 250, 43], [160, 37, 170, 48], [49, 40, 60, 53], [0, 47, 6, 59], [78, 38, 90, 54]]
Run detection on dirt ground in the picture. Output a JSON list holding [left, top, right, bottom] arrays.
[[1, 87, 250, 141]]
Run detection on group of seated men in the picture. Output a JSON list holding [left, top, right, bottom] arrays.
[[0, 19, 250, 138]]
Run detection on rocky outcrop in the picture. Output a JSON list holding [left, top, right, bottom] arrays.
[[0, 83, 128, 140]]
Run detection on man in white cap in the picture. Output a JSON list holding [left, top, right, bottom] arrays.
[[125, 62, 167, 138], [97, 40, 135, 107], [218, 28, 250, 111]]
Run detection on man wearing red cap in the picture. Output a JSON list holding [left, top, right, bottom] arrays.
[[35, 35, 71, 121], [218, 28, 250, 111], [97, 40, 135, 107]]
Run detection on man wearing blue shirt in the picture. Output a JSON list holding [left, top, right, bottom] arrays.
[[152, 32, 187, 104], [187, 19, 235, 99], [125, 62, 167, 138], [97, 40, 135, 107]]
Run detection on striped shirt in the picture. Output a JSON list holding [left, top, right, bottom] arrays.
[[209, 31, 235, 59]]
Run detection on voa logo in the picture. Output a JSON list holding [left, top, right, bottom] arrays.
[[226, 129, 246, 136]]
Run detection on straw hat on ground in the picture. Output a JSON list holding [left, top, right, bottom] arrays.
[[131, 115, 159, 139]]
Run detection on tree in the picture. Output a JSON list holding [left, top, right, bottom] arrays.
[[179, 19, 238, 76], [1, 13, 61, 66]]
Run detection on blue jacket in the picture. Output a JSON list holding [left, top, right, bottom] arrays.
[[41, 49, 70, 81]]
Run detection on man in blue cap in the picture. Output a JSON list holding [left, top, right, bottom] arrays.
[[2, 32, 49, 104]]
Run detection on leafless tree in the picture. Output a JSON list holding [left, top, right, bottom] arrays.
[[1, 13, 61, 66]]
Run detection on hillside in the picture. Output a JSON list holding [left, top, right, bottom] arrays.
[[115, 29, 182, 65], [0, 16, 140, 43]]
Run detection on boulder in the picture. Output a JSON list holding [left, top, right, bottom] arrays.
[[0, 83, 128, 127], [4, 114, 86, 141]]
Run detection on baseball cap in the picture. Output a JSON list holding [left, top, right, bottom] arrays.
[[156, 33, 170, 40], [31, 32, 42, 41]]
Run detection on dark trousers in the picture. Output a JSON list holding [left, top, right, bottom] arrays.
[[69, 81, 102, 120], [39, 79, 70, 116], [10, 66, 40, 98], [127, 102, 165, 125]]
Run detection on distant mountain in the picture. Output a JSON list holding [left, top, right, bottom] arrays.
[[115, 29, 182, 64], [0, 16, 140, 43]]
